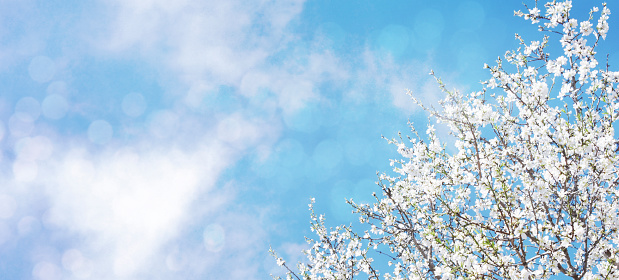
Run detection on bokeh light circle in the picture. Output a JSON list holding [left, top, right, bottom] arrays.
[[0, 194, 17, 219], [312, 139, 343, 170], [88, 120, 113, 145], [121, 92, 147, 117], [203, 223, 226, 252], [18, 216, 41, 236], [8, 115, 34, 137], [377, 24, 410, 57], [42, 94, 69, 120], [149, 110, 179, 139], [62, 249, 93, 278], [15, 136, 53, 162], [46, 81, 68, 95], [283, 103, 323, 133], [32, 261, 62, 280], [15, 97, 41, 122], [413, 8, 444, 51], [455, 1, 485, 30], [13, 160, 38, 182], [28, 56, 56, 83]]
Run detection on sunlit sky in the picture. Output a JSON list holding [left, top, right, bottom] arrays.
[[0, 0, 618, 279]]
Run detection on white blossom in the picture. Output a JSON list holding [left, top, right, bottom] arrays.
[[580, 20, 594, 35], [272, 1, 619, 279]]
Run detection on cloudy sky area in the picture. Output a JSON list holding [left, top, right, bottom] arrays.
[[0, 0, 617, 279]]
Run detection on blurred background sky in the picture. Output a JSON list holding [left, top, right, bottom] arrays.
[[0, 0, 617, 279]]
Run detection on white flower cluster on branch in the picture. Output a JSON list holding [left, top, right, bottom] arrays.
[[272, 1, 619, 279]]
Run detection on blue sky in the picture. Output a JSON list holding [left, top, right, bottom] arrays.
[[0, 0, 617, 279]]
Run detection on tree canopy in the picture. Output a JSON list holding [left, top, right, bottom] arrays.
[[272, 1, 619, 279]]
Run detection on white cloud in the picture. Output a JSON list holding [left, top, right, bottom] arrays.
[[39, 143, 226, 278], [338, 49, 435, 114], [0, 0, 466, 279], [0, 3, 350, 277], [94, 0, 356, 119], [98, 0, 305, 85], [11, 115, 273, 279], [0, 98, 280, 279]]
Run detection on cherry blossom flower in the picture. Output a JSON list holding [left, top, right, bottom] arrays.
[[272, 1, 619, 279]]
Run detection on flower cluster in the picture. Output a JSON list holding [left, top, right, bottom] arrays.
[[273, 1, 619, 279]]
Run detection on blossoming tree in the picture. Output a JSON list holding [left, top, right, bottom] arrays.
[[271, 1, 619, 279]]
